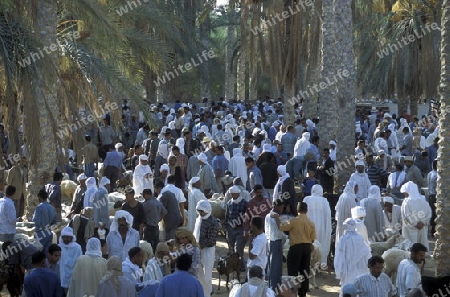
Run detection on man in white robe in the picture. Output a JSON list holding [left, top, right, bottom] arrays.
[[360, 185, 385, 242], [187, 177, 207, 232], [67, 238, 107, 297], [197, 153, 219, 195], [59, 226, 83, 295], [293, 132, 310, 158], [229, 148, 248, 187], [400, 181, 432, 251], [303, 184, 331, 266], [335, 181, 358, 241], [133, 154, 153, 196], [351, 206, 369, 245], [334, 218, 371, 292], [349, 160, 371, 204], [382, 196, 402, 235]]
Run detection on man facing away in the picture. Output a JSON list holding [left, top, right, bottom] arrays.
[[24, 251, 61, 297], [234, 266, 276, 297], [155, 253, 204, 297], [0, 185, 17, 242], [142, 188, 167, 253], [6, 156, 27, 220], [32, 188, 57, 257]]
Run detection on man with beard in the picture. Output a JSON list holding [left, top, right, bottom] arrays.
[[396, 243, 427, 297], [106, 210, 140, 261], [349, 160, 371, 204]]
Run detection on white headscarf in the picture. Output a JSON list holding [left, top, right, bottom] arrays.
[[102, 256, 123, 292], [343, 181, 357, 199], [188, 176, 200, 191], [99, 177, 110, 191], [351, 206, 366, 219], [160, 164, 169, 173], [400, 181, 424, 200], [110, 210, 134, 232], [59, 226, 78, 248], [383, 196, 395, 204], [311, 184, 323, 197], [367, 185, 381, 202], [273, 165, 290, 202], [175, 138, 185, 154], [85, 237, 102, 257], [343, 218, 357, 233], [194, 200, 212, 242], [197, 153, 208, 164], [233, 148, 242, 157], [84, 177, 98, 207]]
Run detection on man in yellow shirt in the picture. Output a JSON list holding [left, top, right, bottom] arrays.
[[274, 202, 316, 297]]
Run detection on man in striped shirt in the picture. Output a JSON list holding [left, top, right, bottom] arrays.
[[353, 255, 396, 297]]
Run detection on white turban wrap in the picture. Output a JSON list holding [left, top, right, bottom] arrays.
[[110, 210, 134, 232], [355, 160, 365, 167], [368, 185, 381, 202], [197, 153, 208, 163], [383, 196, 395, 204], [343, 218, 357, 232], [351, 206, 366, 219], [400, 181, 423, 200], [85, 237, 102, 258], [160, 164, 170, 172]]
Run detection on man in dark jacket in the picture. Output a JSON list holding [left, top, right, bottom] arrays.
[[318, 148, 335, 194], [154, 180, 182, 241]]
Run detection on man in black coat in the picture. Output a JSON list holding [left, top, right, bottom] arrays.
[[318, 148, 335, 194]]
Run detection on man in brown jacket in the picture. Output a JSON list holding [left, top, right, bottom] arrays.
[[6, 157, 27, 219]]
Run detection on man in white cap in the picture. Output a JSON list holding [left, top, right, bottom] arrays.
[[59, 226, 83, 295], [349, 160, 371, 204], [115, 142, 126, 162], [93, 177, 111, 238], [106, 210, 140, 261], [197, 153, 219, 196], [329, 140, 337, 162], [68, 173, 88, 218], [225, 185, 248, 271], [187, 177, 207, 232], [383, 196, 402, 235], [194, 200, 221, 297], [133, 154, 153, 196], [334, 218, 371, 291], [400, 181, 432, 250]]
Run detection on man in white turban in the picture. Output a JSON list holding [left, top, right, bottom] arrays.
[[382, 196, 402, 235], [197, 153, 219, 195], [93, 177, 111, 237], [59, 226, 83, 294], [272, 165, 297, 217], [133, 154, 153, 196], [303, 185, 331, 266], [187, 177, 207, 232], [68, 237, 107, 297], [335, 181, 358, 241], [194, 200, 221, 297], [106, 210, 140, 261], [229, 148, 248, 187], [349, 160, 371, 204], [400, 181, 432, 250], [83, 177, 97, 208], [360, 185, 385, 242], [351, 206, 369, 245], [334, 218, 371, 291]]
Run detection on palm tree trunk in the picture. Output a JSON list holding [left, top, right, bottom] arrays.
[[435, 0, 450, 277], [225, 0, 236, 100], [237, 54, 247, 101], [334, 0, 357, 189], [24, 0, 60, 221]]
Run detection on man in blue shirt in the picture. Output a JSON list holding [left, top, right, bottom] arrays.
[[0, 185, 17, 242], [33, 189, 57, 257], [102, 144, 123, 192], [281, 126, 298, 157], [24, 251, 61, 297], [46, 173, 63, 222], [156, 253, 204, 297], [212, 146, 229, 194]]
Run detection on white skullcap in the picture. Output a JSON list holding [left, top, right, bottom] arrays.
[[384, 113, 392, 118], [115, 143, 123, 149], [86, 177, 96, 187], [189, 176, 200, 185], [160, 164, 169, 172], [100, 177, 110, 187], [400, 118, 407, 124], [139, 154, 149, 161], [383, 196, 395, 204], [329, 140, 337, 146], [343, 218, 357, 231], [262, 144, 272, 153], [170, 108, 175, 114], [355, 160, 365, 167], [77, 173, 87, 181], [229, 185, 241, 194], [197, 153, 208, 163], [196, 199, 211, 213], [351, 206, 366, 219]]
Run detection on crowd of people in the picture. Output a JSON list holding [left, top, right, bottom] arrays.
[[0, 98, 441, 297]]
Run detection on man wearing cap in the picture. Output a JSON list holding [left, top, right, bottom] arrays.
[[102, 145, 123, 192], [383, 196, 402, 234], [106, 210, 140, 261], [197, 153, 219, 196], [93, 177, 112, 238], [349, 160, 371, 204], [133, 154, 154, 195], [194, 200, 221, 297], [404, 156, 425, 188], [142, 188, 166, 252], [225, 185, 248, 271]]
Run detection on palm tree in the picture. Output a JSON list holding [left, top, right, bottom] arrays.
[[435, 0, 450, 277]]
